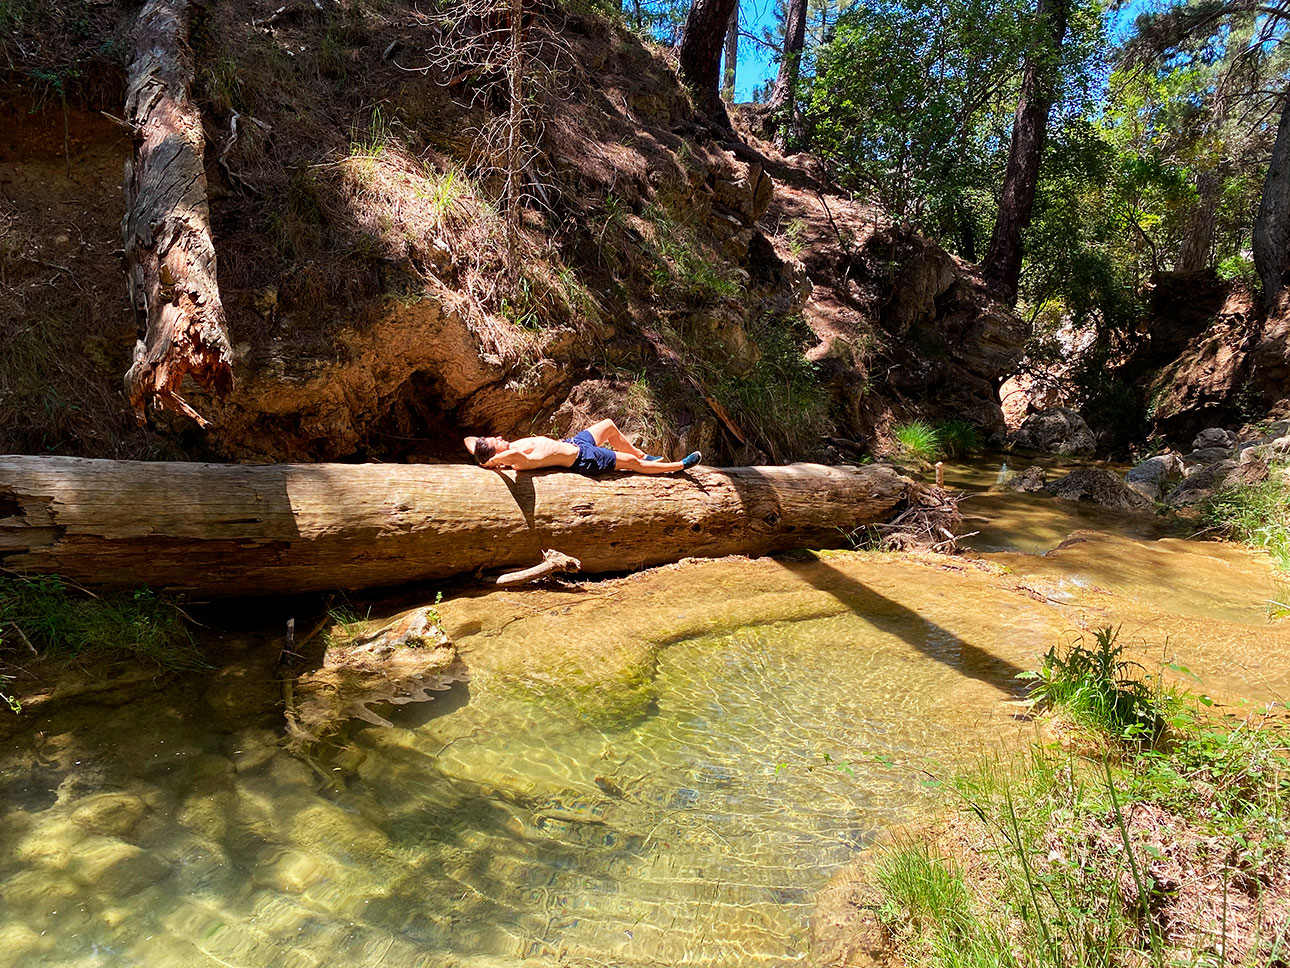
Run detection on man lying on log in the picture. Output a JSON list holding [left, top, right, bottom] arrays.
[[465, 418, 702, 475]]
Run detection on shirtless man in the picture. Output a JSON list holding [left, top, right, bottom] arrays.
[[464, 418, 701, 475]]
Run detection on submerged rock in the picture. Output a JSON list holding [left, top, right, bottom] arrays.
[[71, 792, 147, 837], [1050, 467, 1153, 513], [287, 605, 465, 749], [1009, 407, 1096, 457]]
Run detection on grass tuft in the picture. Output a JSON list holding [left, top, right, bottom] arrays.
[[936, 419, 983, 457], [1204, 465, 1290, 571], [893, 420, 941, 461], [0, 575, 200, 690], [1019, 626, 1169, 745]]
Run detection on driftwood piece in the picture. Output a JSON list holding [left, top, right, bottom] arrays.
[[0, 457, 914, 597], [122, 0, 234, 427], [494, 549, 581, 586]]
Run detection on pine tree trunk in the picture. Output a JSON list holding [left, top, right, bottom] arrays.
[[982, 0, 1069, 306], [0, 457, 915, 596], [1254, 89, 1290, 299], [1177, 169, 1221, 272], [766, 0, 807, 140], [504, 0, 524, 283], [122, 0, 234, 427], [679, 0, 738, 119], [721, 3, 738, 103]]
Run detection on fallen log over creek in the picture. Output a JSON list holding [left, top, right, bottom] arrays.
[[0, 456, 915, 596]]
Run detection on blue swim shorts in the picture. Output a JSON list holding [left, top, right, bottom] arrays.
[[564, 430, 618, 475]]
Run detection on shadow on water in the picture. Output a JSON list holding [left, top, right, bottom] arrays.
[[776, 556, 1031, 698]]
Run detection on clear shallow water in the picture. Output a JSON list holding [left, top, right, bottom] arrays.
[[1, 495, 1287, 967]]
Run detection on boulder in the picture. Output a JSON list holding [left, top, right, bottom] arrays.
[[992, 465, 1048, 492], [1010, 407, 1096, 457], [1183, 446, 1234, 470], [1050, 467, 1153, 513], [1193, 427, 1236, 450], [1126, 454, 1183, 486], [1164, 459, 1240, 507]]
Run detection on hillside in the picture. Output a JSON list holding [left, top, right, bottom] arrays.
[[1, 0, 1027, 464]]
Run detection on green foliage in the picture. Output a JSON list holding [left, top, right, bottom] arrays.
[[0, 575, 198, 676], [881, 645, 1290, 968], [803, 0, 1030, 233], [1018, 626, 1168, 744], [1203, 465, 1290, 571], [935, 419, 982, 457], [1216, 253, 1259, 285], [892, 420, 941, 461], [644, 202, 743, 305]]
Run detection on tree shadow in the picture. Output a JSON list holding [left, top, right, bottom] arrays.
[[775, 555, 1031, 698]]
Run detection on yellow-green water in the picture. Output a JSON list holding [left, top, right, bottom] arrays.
[[1, 468, 1287, 967]]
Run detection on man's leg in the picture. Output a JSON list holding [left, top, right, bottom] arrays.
[[586, 419, 649, 458], [613, 452, 700, 474]]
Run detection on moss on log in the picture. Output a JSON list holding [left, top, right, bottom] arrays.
[[0, 457, 913, 596]]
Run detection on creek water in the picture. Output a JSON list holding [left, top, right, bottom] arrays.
[[1, 461, 1286, 967]]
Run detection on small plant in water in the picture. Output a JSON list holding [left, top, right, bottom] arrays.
[[1018, 626, 1167, 744], [892, 420, 941, 461]]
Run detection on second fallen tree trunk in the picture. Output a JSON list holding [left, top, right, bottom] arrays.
[[0, 457, 915, 596], [122, 0, 235, 426]]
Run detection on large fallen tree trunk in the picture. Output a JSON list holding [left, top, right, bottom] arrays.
[[0, 457, 914, 596], [122, 0, 235, 427]]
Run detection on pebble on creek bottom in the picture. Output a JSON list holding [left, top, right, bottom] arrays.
[[254, 848, 334, 894], [71, 793, 147, 837], [2, 867, 82, 914], [68, 837, 171, 897]]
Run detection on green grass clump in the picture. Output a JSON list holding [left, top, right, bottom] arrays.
[[875, 843, 1016, 968], [1019, 626, 1168, 744], [892, 420, 941, 461], [0, 575, 199, 686], [936, 419, 983, 457], [1204, 466, 1290, 571]]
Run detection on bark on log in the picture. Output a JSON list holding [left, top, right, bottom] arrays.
[[0, 457, 914, 597], [122, 0, 234, 427]]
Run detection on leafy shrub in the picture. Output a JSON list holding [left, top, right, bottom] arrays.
[[892, 420, 941, 461], [1216, 254, 1259, 285]]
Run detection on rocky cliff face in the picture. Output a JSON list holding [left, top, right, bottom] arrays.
[[1119, 271, 1290, 445], [0, 0, 1027, 464]]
